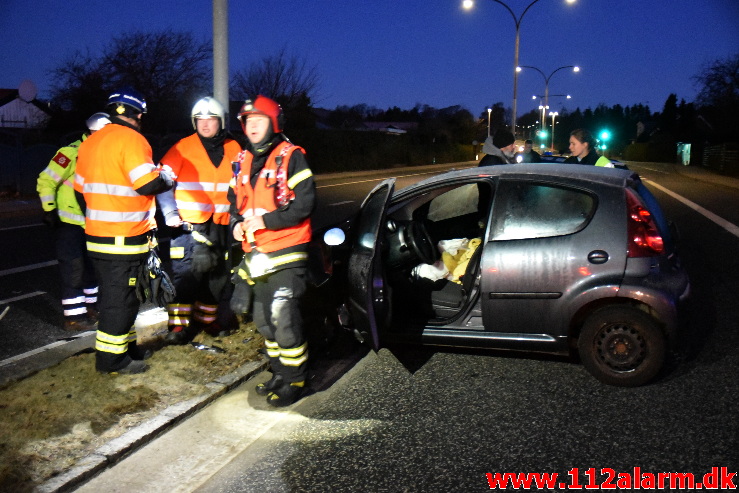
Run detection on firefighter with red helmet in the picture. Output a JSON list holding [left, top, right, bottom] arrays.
[[228, 95, 316, 407], [157, 97, 242, 344]]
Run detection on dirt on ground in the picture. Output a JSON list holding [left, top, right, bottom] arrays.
[[0, 322, 264, 492]]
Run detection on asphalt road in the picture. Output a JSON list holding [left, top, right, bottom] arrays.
[[70, 161, 739, 492]]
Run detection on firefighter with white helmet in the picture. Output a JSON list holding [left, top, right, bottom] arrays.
[[37, 112, 110, 331], [229, 95, 316, 407], [157, 96, 242, 344]]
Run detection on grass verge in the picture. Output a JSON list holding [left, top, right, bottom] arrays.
[[0, 322, 263, 492]]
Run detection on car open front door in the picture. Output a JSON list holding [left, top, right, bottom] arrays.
[[346, 179, 395, 350]]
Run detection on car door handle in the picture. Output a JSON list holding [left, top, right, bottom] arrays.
[[588, 250, 609, 264]]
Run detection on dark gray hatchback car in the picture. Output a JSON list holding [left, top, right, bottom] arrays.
[[321, 163, 690, 387]]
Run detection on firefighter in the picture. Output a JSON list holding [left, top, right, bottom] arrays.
[[74, 87, 175, 374], [37, 112, 109, 331], [229, 95, 316, 407], [157, 97, 242, 344]]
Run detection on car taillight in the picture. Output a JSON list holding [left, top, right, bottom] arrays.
[[625, 188, 664, 257]]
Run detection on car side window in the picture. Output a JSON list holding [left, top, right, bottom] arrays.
[[427, 183, 480, 221], [491, 181, 595, 240]]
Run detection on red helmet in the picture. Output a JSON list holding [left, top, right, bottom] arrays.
[[237, 95, 284, 133]]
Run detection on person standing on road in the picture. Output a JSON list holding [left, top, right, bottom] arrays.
[[479, 128, 517, 167], [516, 139, 541, 163], [74, 88, 175, 374], [229, 95, 316, 407], [37, 112, 110, 331], [564, 129, 614, 167], [157, 97, 242, 344]]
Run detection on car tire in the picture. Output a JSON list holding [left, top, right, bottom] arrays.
[[578, 305, 666, 387]]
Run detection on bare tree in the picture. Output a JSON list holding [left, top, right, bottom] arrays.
[[231, 48, 320, 109], [49, 30, 211, 132]]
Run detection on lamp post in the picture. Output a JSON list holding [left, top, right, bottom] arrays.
[[518, 65, 579, 125], [550, 111, 558, 151], [462, 0, 576, 137], [487, 107, 492, 137]]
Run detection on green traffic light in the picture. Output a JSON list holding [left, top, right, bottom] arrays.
[[600, 130, 611, 140]]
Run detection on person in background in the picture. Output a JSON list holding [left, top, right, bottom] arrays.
[[37, 112, 110, 331], [516, 139, 541, 163], [74, 87, 175, 374], [479, 129, 516, 166], [564, 129, 614, 167], [229, 95, 316, 407], [157, 97, 242, 344]]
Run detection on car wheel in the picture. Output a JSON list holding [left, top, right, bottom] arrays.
[[578, 305, 665, 387]]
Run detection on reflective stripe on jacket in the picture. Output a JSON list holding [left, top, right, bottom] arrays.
[[75, 123, 159, 256], [233, 141, 312, 255], [160, 133, 241, 225], [595, 155, 615, 168], [37, 137, 86, 226]]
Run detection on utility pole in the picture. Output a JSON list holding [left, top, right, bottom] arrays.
[[213, 0, 229, 127]]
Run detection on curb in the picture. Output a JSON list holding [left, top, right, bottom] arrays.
[[36, 359, 269, 493]]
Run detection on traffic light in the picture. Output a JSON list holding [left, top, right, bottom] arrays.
[[599, 130, 611, 141]]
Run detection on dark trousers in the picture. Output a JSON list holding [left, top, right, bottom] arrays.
[[55, 223, 97, 320], [91, 257, 144, 372], [252, 267, 308, 383]]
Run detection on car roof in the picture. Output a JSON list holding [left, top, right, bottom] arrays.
[[404, 163, 637, 192]]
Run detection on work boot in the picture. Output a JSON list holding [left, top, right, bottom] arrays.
[[255, 374, 284, 396], [63, 318, 96, 332], [266, 381, 305, 407], [99, 359, 148, 375], [165, 325, 195, 345]]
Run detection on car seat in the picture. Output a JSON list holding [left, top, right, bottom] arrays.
[[429, 244, 483, 319]]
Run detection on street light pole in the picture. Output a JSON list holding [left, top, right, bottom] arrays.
[[462, 0, 576, 138], [487, 107, 492, 137], [518, 65, 579, 126], [550, 111, 558, 151]]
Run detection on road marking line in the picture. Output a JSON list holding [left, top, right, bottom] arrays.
[[0, 330, 95, 368], [0, 222, 44, 232], [316, 169, 447, 188], [0, 260, 58, 277], [0, 290, 46, 304], [645, 179, 739, 238]]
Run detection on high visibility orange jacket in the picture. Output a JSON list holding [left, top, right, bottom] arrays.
[[159, 133, 241, 225], [232, 141, 312, 254], [74, 123, 161, 257]]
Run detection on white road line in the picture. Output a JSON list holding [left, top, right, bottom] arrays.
[[0, 222, 44, 232], [0, 291, 47, 304], [0, 330, 95, 368], [0, 260, 58, 277], [316, 170, 441, 188], [645, 179, 739, 238]]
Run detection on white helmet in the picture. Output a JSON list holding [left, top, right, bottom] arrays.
[[86, 112, 110, 132], [191, 97, 225, 130]]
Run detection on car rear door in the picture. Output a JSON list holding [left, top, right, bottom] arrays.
[[481, 178, 627, 338], [346, 179, 395, 350]]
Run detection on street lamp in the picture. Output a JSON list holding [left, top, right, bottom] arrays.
[[550, 111, 559, 151], [487, 107, 492, 137], [517, 65, 580, 124], [462, 0, 577, 137]]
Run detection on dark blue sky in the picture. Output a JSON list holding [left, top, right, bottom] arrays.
[[2, 0, 737, 117]]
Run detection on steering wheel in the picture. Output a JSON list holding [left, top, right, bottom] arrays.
[[406, 221, 439, 265]]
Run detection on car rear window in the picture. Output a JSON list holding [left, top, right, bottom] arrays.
[[491, 182, 595, 240]]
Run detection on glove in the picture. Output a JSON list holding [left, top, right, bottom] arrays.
[[190, 230, 219, 274], [230, 282, 253, 316], [43, 210, 62, 228], [191, 243, 219, 274]]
